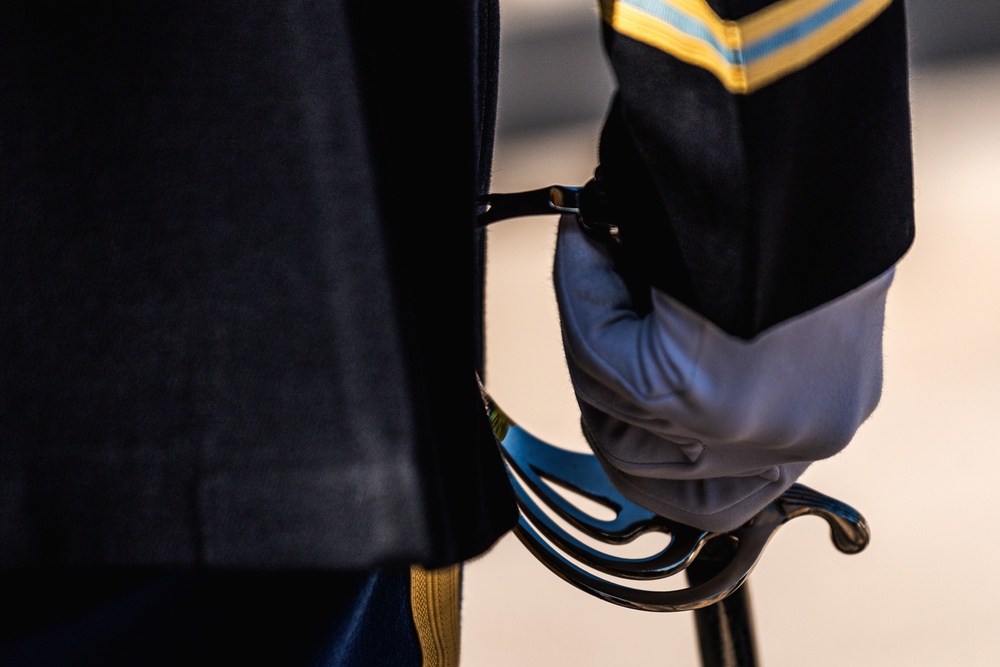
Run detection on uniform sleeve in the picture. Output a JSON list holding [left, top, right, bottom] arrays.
[[552, 0, 914, 531], [593, 0, 914, 337]]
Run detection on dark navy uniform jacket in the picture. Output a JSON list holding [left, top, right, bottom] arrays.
[[0, 0, 912, 571], [0, 0, 515, 571]]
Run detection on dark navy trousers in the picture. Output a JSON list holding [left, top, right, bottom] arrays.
[[0, 568, 420, 666]]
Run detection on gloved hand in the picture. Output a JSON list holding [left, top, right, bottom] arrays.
[[553, 214, 893, 532]]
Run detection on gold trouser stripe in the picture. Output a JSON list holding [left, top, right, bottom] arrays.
[[409, 565, 461, 667]]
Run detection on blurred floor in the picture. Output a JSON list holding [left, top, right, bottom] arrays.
[[461, 46, 1000, 667]]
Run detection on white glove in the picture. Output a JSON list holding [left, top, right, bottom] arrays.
[[553, 214, 893, 531]]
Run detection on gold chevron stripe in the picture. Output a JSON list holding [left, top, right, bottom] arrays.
[[601, 0, 894, 93], [745, 0, 893, 90]]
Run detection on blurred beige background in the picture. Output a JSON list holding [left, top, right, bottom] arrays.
[[461, 2, 1000, 665]]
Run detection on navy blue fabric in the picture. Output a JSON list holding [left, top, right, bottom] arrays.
[[0, 0, 515, 571], [0, 568, 420, 666]]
